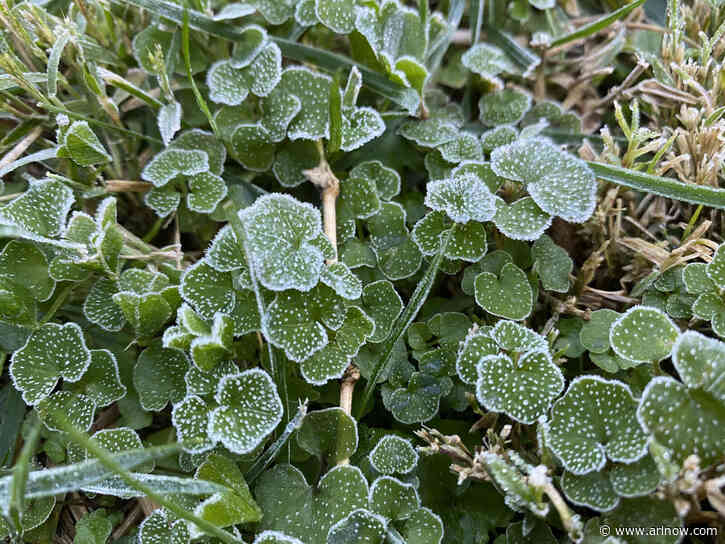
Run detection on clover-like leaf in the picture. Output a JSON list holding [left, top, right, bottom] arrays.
[[231, 124, 276, 171], [256, 464, 369, 543], [172, 395, 215, 454], [314, 0, 355, 33], [112, 269, 178, 336], [83, 277, 125, 331], [637, 330, 725, 465], [491, 139, 597, 223], [341, 106, 386, 152], [37, 391, 95, 431], [273, 140, 321, 187], [241, 193, 325, 292], [398, 118, 459, 148], [479, 89, 532, 126], [610, 306, 678, 364], [138, 509, 190, 544], [532, 235, 572, 293], [71, 349, 126, 407], [461, 43, 516, 87], [412, 212, 488, 263], [474, 262, 533, 321], [208, 369, 282, 454], [207, 43, 282, 105], [327, 509, 386, 544], [0, 240, 55, 303], [297, 407, 358, 465], [561, 470, 619, 512], [456, 328, 497, 385], [366, 202, 422, 280], [338, 174, 381, 221], [254, 531, 305, 544], [492, 197, 552, 241], [350, 160, 401, 201], [321, 262, 363, 300], [600, 498, 682, 544], [133, 345, 189, 411], [476, 350, 564, 424], [181, 260, 236, 319], [388, 373, 445, 424], [436, 132, 483, 163], [187, 171, 228, 214], [425, 173, 496, 224], [545, 376, 648, 474], [277, 67, 331, 140], [10, 322, 91, 405], [369, 435, 418, 475], [0, 179, 74, 239], [141, 148, 209, 188], [264, 284, 346, 362], [369, 476, 419, 522], [580, 309, 620, 354], [57, 120, 111, 166], [170, 129, 227, 175], [360, 280, 403, 343], [190, 313, 234, 372]]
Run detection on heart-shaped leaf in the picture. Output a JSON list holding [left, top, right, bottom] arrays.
[[0, 179, 75, 239], [296, 407, 358, 465], [71, 349, 127, 408], [610, 306, 679, 364], [478, 89, 532, 126], [388, 373, 446, 424], [369, 435, 418, 475], [141, 148, 209, 188], [492, 197, 552, 241], [461, 43, 515, 87], [138, 509, 190, 544], [327, 508, 387, 544], [545, 376, 648, 475], [366, 202, 422, 280], [532, 235, 572, 293], [474, 262, 533, 320], [133, 344, 189, 411], [425, 172, 496, 224]]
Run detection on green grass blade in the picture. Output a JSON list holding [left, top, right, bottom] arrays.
[[470, 0, 484, 45], [356, 229, 453, 419], [328, 71, 343, 155], [47, 32, 71, 100], [486, 27, 540, 74], [182, 10, 218, 135], [0, 147, 58, 178], [550, 0, 647, 47], [7, 419, 40, 527], [589, 162, 725, 209], [97, 67, 164, 109]]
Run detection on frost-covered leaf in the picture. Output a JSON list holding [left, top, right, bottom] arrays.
[[610, 306, 678, 364], [436, 132, 483, 163], [425, 173, 496, 224], [255, 531, 305, 544], [205, 225, 249, 276], [10, 322, 91, 405], [36, 391, 95, 431], [277, 67, 331, 140], [492, 197, 552, 241], [321, 262, 363, 300], [369, 435, 418, 475], [141, 149, 209, 188], [170, 130, 226, 175], [241, 193, 325, 292], [327, 509, 386, 544], [474, 262, 533, 321], [231, 124, 276, 171], [133, 345, 189, 411], [545, 376, 648, 474], [706, 242, 725, 288], [350, 160, 401, 200], [264, 285, 346, 362], [609, 455, 661, 498], [190, 313, 234, 372], [532, 235, 572, 293], [388, 373, 445, 424], [580, 309, 620, 354], [366, 202, 422, 280], [57, 121, 111, 166], [138, 509, 190, 544], [173, 395, 215, 454], [341, 108, 385, 152], [273, 140, 320, 187], [491, 139, 597, 223], [158, 101, 182, 146], [456, 328, 497, 385], [600, 498, 682, 544], [209, 369, 282, 454], [480, 452, 547, 515], [491, 319, 548, 353], [144, 186, 182, 217], [297, 407, 358, 464], [412, 212, 487, 262], [71, 349, 126, 407], [476, 350, 564, 424], [256, 464, 369, 542], [207, 43, 282, 105], [369, 476, 419, 521], [187, 171, 228, 214], [637, 330, 725, 465], [461, 43, 515, 86], [0, 179, 75, 238], [360, 280, 403, 343], [83, 277, 125, 331], [338, 175, 381, 221], [73, 508, 115, 544], [181, 261, 235, 319], [398, 118, 459, 148], [479, 89, 532, 126], [561, 470, 619, 512]]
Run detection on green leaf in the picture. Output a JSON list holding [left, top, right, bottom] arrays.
[[492, 197, 552, 241], [532, 235, 572, 293], [474, 262, 533, 321], [425, 172, 496, 224], [37, 391, 95, 432], [638, 330, 725, 465], [360, 280, 404, 344], [366, 202, 422, 280], [369, 435, 418, 475], [388, 373, 445, 424], [254, 531, 305, 544], [187, 171, 228, 214], [241, 194, 325, 292], [273, 140, 321, 187], [609, 306, 679, 364], [57, 121, 112, 166], [0, 179, 75, 239], [296, 407, 358, 465], [491, 139, 597, 223], [327, 509, 386, 544], [600, 497, 681, 544], [181, 261, 236, 320], [321, 262, 363, 300], [255, 464, 369, 542], [550, 0, 647, 47], [71, 349, 127, 407], [545, 376, 648, 475], [0, 241, 55, 302], [315, 0, 355, 33], [341, 107, 385, 152], [478, 89, 532, 126], [461, 43, 515, 86], [10, 323, 91, 405], [73, 508, 117, 544], [476, 349, 564, 424], [209, 369, 283, 454], [158, 101, 182, 146], [207, 43, 282, 105], [369, 476, 419, 521], [134, 345, 189, 411], [139, 509, 190, 544], [141, 148, 209, 188], [350, 160, 401, 200]]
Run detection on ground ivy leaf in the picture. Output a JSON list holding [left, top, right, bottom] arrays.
[[254, 531, 306, 544], [706, 242, 725, 288], [144, 186, 182, 217], [10, 322, 91, 405], [580, 309, 620, 354], [72, 349, 127, 407], [172, 395, 215, 454], [478, 88, 532, 126], [388, 373, 444, 424], [360, 280, 403, 343], [545, 376, 648, 475], [0, 179, 74, 238], [491, 138, 597, 223], [609, 306, 679, 364], [609, 456, 661, 498], [296, 407, 358, 465], [36, 391, 95, 432], [492, 197, 552, 241], [134, 345, 189, 411], [490, 319, 548, 353], [205, 225, 247, 273], [350, 160, 401, 200], [141, 149, 209, 188], [481, 125, 519, 153], [338, 174, 381, 222], [367, 202, 422, 280], [190, 313, 234, 372], [398, 118, 459, 148], [138, 509, 190, 544], [601, 498, 682, 544], [170, 129, 227, 175], [273, 140, 320, 187], [369, 476, 419, 521], [240, 193, 325, 292], [327, 509, 386, 544], [461, 43, 515, 86], [187, 171, 228, 214], [341, 107, 385, 152], [400, 507, 444, 544], [231, 124, 276, 171], [181, 260, 236, 320], [277, 67, 331, 140], [637, 330, 725, 465], [561, 470, 619, 512], [456, 328, 497, 385], [321, 262, 363, 300], [532, 235, 572, 293], [474, 262, 533, 320], [369, 435, 418, 475], [256, 464, 369, 542], [209, 368, 282, 454], [425, 173, 496, 224], [476, 350, 564, 424], [436, 132, 483, 163]]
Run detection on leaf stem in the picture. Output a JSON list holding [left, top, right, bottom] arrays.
[[304, 140, 340, 264], [38, 283, 74, 327]]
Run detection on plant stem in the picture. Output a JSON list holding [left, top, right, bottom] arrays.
[[0, 125, 42, 170], [305, 140, 340, 264], [38, 283, 74, 327]]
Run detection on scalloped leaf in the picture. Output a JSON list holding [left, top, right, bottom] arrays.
[[478, 89, 532, 126], [369, 476, 418, 521], [412, 212, 488, 263], [474, 262, 533, 321], [141, 148, 209, 188], [36, 391, 95, 431], [296, 407, 358, 465], [369, 435, 418, 475], [321, 262, 363, 300], [181, 260, 236, 320], [10, 322, 91, 405], [492, 197, 552, 241], [241, 193, 325, 292], [461, 43, 515, 87], [610, 306, 678, 364], [173, 395, 215, 454], [133, 345, 189, 411], [491, 139, 597, 223], [580, 309, 620, 354], [327, 509, 386, 544], [0, 179, 75, 238], [273, 140, 321, 188], [350, 160, 401, 200], [545, 377, 648, 475], [187, 171, 228, 214], [425, 173, 496, 224], [71, 349, 127, 407], [138, 509, 190, 544], [277, 67, 331, 140], [532, 235, 572, 293], [360, 280, 404, 343], [476, 350, 564, 424], [57, 120, 111, 166], [367, 202, 422, 280], [388, 373, 445, 424], [208, 369, 282, 454], [207, 43, 282, 105], [84, 277, 125, 331]]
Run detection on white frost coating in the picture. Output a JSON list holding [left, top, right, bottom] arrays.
[[327, 509, 386, 544], [368, 475, 420, 520], [369, 435, 418, 475], [0, 179, 75, 239], [157, 101, 181, 146], [490, 138, 597, 223], [341, 106, 386, 152], [208, 368, 283, 454], [172, 394, 215, 454], [425, 173, 496, 224], [180, 260, 236, 319], [141, 148, 209, 188], [315, 0, 355, 34], [609, 305, 679, 364], [254, 530, 306, 544], [492, 196, 553, 241]]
